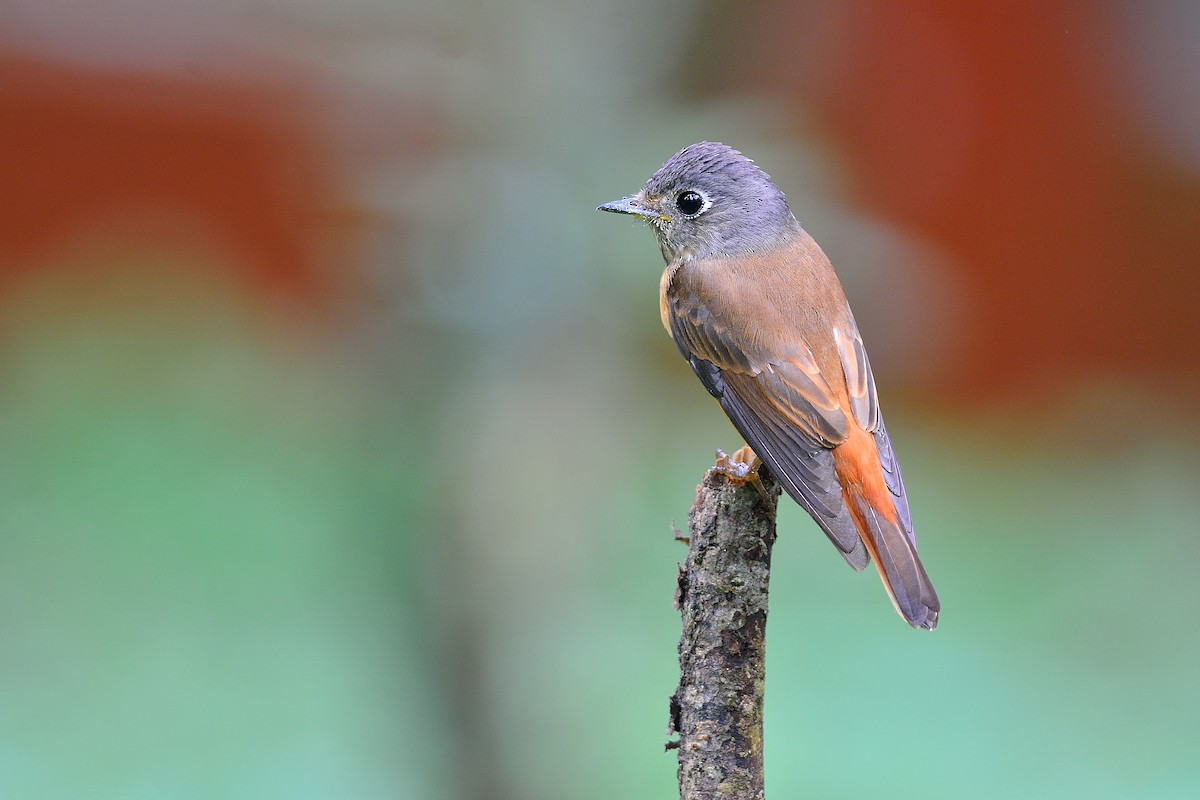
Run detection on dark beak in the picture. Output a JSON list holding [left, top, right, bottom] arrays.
[[597, 195, 658, 219]]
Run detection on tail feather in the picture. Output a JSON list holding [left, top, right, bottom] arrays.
[[849, 494, 940, 629]]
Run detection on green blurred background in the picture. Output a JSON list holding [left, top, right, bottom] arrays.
[[2, 1, 1198, 797]]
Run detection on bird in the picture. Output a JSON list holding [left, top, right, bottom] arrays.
[[598, 141, 940, 629]]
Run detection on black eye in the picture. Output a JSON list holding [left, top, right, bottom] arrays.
[[675, 190, 706, 216]]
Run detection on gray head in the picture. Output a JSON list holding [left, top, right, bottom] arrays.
[[598, 141, 798, 262]]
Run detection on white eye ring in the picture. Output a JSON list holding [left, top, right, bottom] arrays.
[[674, 189, 711, 218]]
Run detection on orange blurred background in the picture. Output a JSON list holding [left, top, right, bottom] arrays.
[[704, 1, 1200, 404]]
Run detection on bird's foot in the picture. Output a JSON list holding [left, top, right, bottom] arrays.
[[711, 446, 768, 499]]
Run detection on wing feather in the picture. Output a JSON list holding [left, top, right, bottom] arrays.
[[873, 414, 917, 547], [666, 268, 869, 571], [834, 323, 879, 432], [708, 364, 869, 570], [659, 241, 935, 625]]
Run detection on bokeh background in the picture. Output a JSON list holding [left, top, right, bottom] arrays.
[[2, 1, 1198, 797]]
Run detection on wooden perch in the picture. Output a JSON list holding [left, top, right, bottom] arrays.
[[669, 449, 781, 800]]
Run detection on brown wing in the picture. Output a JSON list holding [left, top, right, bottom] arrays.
[[664, 246, 939, 627], [664, 260, 871, 571]]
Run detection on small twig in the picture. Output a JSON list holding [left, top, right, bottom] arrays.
[[669, 451, 780, 800]]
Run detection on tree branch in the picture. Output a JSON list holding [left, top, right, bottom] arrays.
[[669, 450, 780, 800]]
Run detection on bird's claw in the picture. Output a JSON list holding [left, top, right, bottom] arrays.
[[710, 446, 768, 499]]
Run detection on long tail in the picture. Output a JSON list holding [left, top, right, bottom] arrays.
[[835, 428, 940, 629]]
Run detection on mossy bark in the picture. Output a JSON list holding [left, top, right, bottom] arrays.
[[670, 459, 780, 800]]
